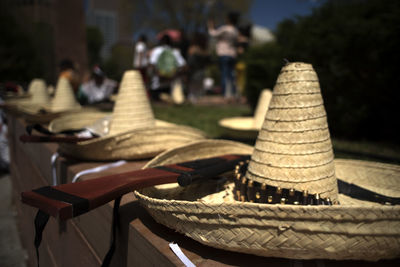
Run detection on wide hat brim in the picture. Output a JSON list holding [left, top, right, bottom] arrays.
[[135, 140, 400, 261], [48, 111, 180, 135], [58, 124, 207, 161], [219, 117, 259, 139], [19, 105, 98, 124]]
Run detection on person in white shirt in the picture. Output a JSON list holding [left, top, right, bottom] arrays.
[[208, 12, 239, 100], [133, 34, 149, 89], [78, 66, 117, 105]]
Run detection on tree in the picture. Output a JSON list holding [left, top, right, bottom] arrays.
[[128, 0, 253, 34], [245, 0, 400, 143]]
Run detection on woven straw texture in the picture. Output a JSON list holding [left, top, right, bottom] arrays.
[[218, 89, 272, 139], [135, 140, 400, 261], [109, 70, 155, 135], [246, 62, 338, 201]]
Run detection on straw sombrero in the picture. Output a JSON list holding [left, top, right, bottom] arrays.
[[135, 62, 400, 261], [219, 89, 272, 139], [57, 70, 206, 161], [15, 77, 83, 123], [3, 79, 49, 110]]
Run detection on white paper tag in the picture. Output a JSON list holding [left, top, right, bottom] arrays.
[[72, 160, 127, 183], [51, 152, 59, 185], [169, 243, 196, 267]]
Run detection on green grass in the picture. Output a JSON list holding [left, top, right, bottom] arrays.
[[152, 103, 252, 139], [152, 103, 400, 164]]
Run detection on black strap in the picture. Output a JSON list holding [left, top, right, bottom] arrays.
[[26, 124, 54, 136], [101, 196, 122, 267], [26, 124, 84, 136], [338, 179, 400, 205], [34, 210, 50, 267], [33, 186, 89, 217]]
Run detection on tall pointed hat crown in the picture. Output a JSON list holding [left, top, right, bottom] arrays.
[[108, 70, 155, 135], [245, 62, 338, 201], [51, 77, 81, 112]]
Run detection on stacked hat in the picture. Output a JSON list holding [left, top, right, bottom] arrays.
[[58, 70, 206, 161], [50, 77, 81, 112], [219, 89, 272, 139], [135, 62, 400, 261]]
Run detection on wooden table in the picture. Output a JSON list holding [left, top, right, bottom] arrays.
[[7, 114, 399, 267]]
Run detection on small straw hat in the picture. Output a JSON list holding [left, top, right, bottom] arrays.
[[58, 70, 206, 161], [219, 89, 272, 139], [4, 79, 49, 106], [135, 62, 400, 261], [28, 79, 51, 104], [15, 77, 83, 123]]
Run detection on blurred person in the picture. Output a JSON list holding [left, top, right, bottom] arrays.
[[208, 12, 239, 101], [187, 32, 210, 103], [77, 65, 117, 105], [133, 34, 149, 87], [177, 28, 190, 60], [236, 24, 251, 97], [0, 97, 8, 172], [149, 34, 186, 101], [59, 58, 80, 93]]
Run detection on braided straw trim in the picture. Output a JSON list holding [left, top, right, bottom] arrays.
[[268, 93, 324, 109], [276, 71, 318, 84], [250, 147, 334, 168], [263, 116, 328, 132], [265, 105, 326, 121], [273, 81, 321, 94], [255, 137, 332, 155]]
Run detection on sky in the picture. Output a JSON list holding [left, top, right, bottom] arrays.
[[250, 0, 325, 31]]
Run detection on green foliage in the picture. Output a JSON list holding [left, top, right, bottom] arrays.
[[86, 26, 104, 67], [244, 42, 283, 110], [244, 0, 400, 143], [152, 104, 251, 138]]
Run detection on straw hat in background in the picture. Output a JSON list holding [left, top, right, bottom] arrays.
[[57, 70, 207, 161], [3, 79, 49, 105], [219, 89, 272, 139], [14, 77, 85, 123], [2, 79, 51, 117], [135, 62, 400, 261]]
